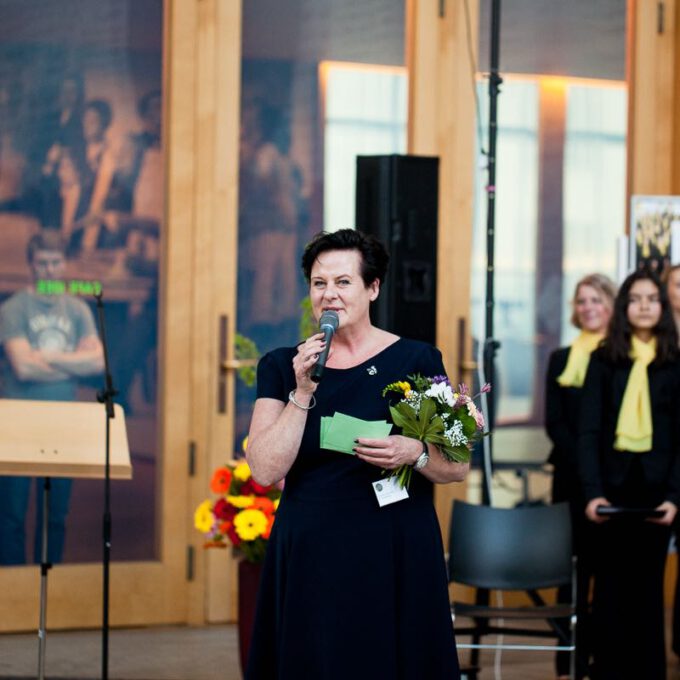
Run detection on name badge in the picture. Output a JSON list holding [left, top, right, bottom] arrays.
[[372, 477, 409, 507]]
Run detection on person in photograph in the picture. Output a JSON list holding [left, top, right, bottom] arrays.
[[0, 79, 27, 211], [244, 229, 468, 679], [64, 98, 117, 249], [238, 98, 302, 349], [579, 269, 680, 680], [0, 231, 103, 565], [24, 73, 86, 229], [545, 273, 616, 680], [105, 89, 163, 414], [107, 89, 162, 223]]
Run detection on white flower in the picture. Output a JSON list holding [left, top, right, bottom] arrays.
[[425, 382, 455, 407], [444, 420, 468, 447]]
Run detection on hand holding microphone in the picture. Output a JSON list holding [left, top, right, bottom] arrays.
[[311, 310, 339, 383]]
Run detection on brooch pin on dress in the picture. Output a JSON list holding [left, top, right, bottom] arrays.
[[367, 365, 377, 375]]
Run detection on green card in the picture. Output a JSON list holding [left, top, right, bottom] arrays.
[[320, 411, 392, 455]]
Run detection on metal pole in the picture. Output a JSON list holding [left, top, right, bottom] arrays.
[[482, 0, 503, 505], [37, 477, 51, 680]]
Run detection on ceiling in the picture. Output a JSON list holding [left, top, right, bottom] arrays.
[[478, 0, 627, 81]]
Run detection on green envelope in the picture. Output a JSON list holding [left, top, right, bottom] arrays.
[[320, 412, 392, 455]]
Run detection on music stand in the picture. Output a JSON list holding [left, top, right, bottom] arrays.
[[0, 398, 132, 680]]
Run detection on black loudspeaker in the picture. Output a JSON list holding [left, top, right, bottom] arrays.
[[355, 154, 439, 345]]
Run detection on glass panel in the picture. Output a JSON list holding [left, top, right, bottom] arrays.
[[562, 83, 627, 344], [323, 63, 407, 230], [471, 79, 540, 423], [0, 0, 163, 563], [236, 1, 406, 449], [473, 3, 627, 436]]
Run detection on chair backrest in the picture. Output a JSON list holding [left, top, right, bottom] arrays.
[[448, 501, 572, 591]]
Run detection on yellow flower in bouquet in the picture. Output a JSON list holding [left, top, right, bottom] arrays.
[[194, 459, 282, 563]]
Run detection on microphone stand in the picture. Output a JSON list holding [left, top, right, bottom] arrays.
[[481, 0, 503, 506], [94, 292, 117, 680]]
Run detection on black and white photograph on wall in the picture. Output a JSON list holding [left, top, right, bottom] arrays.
[[629, 194, 680, 275]]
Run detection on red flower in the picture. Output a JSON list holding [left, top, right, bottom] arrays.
[[213, 497, 237, 521], [210, 467, 233, 494], [225, 521, 242, 547], [249, 479, 274, 495]]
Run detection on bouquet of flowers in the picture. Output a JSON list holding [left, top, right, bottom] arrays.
[[382, 374, 490, 488], [194, 460, 281, 563]]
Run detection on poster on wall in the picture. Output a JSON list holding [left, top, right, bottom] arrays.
[[629, 195, 680, 274], [0, 0, 163, 564]]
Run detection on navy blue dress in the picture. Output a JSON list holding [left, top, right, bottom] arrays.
[[245, 338, 461, 680]]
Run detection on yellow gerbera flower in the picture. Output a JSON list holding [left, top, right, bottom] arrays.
[[234, 508, 269, 541], [227, 494, 256, 508], [233, 461, 251, 482], [194, 499, 214, 533]]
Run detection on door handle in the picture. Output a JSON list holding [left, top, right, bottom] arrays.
[[221, 358, 258, 371]]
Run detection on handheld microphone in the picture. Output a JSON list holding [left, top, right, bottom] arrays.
[[310, 310, 339, 383]]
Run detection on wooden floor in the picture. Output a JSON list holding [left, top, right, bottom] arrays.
[[0, 619, 679, 679]]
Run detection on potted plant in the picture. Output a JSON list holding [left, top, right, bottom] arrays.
[[194, 459, 281, 672]]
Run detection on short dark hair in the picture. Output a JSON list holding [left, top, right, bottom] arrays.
[[85, 99, 113, 131], [301, 229, 389, 286], [602, 268, 678, 364], [27, 231, 66, 263]]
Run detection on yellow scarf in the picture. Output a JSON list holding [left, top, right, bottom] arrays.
[[614, 335, 656, 452], [556, 331, 603, 388]]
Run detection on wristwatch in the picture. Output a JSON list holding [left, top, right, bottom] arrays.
[[414, 442, 430, 471]]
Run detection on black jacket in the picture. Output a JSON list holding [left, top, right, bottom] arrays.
[[545, 346, 582, 469], [578, 348, 680, 507]]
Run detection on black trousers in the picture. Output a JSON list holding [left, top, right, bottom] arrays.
[[589, 514, 670, 680]]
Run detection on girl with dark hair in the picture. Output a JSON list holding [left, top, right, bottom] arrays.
[[579, 269, 680, 680], [545, 273, 616, 680], [244, 229, 468, 679]]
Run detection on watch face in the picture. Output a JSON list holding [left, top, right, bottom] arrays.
[[415, 452, 429, 470]]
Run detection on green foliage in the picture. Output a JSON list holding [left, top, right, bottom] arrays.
[[234, 333, 260, 387], [299, 296, 316, 340]]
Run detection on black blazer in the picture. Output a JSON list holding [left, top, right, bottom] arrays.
[[545, 346, 583, 470], [578, 348, 680, 507]]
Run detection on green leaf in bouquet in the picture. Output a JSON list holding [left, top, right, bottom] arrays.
[[462, 414, 478, 437], [389, 403, 415, 429], [423, 415, 446, 439], [441, 444, 471, 464], [426, 432, 451, 447], [418, 397, 436, 429]]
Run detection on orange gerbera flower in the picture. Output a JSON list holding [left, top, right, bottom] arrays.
[[210, 467, 233, 494], [249, 497, 275, 515], [262, 513, 275, 539]]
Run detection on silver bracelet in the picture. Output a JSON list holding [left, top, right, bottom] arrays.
[[288, 390, 316, 410]]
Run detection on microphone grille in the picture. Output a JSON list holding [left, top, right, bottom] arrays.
[[319, 310, 339, 331]]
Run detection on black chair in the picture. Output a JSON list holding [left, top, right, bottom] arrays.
[[449, 500, 576, 679]]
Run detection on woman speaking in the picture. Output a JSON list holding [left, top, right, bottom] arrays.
[[244, 229, 469, 679]]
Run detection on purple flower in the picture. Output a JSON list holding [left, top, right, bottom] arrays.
[[457, 383, 470, 396], [432, 375, 450, 385], [481, 383, 492, 394]]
